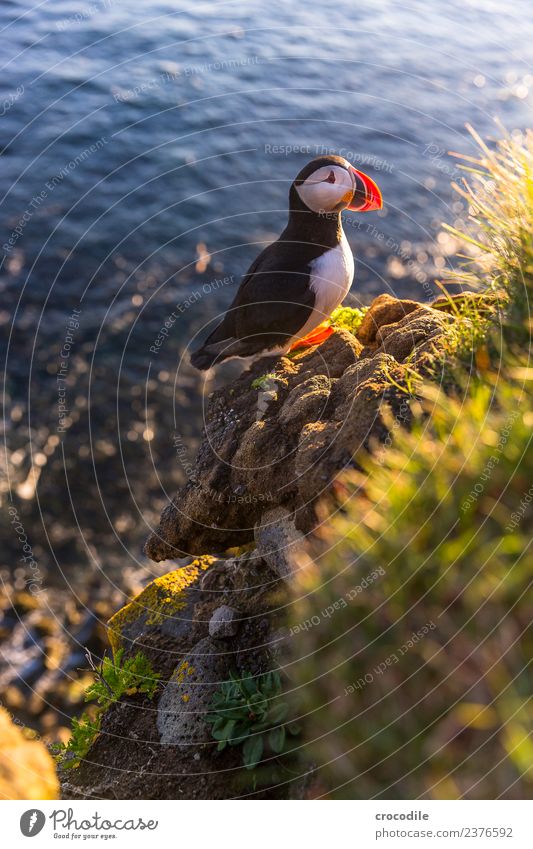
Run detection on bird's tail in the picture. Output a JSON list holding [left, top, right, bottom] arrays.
[[190, 337, 257, 370], [190, 346, 220, 370]]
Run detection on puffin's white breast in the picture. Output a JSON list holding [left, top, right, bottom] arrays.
[[294, 231, 354, 342]]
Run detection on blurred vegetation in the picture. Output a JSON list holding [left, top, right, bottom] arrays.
[[291, 130, 533, 798]]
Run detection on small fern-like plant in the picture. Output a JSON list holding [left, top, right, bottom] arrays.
[[55, 649, 160, 769], [59, 711, 102, 768], [85, 648, 160, 706], [206, 670, 300, 770]]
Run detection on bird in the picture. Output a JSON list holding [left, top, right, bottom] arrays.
[[190, 155, 382, 370]]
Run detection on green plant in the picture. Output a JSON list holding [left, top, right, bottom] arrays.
[[330, 304, 367, 335], [206, 670, 300, 769], [55, 649, 160, 769], [85, 648, 160, 706], [54, 711, 102, 768], [442, 127, 533, 359], [251, 373, 277, 390]]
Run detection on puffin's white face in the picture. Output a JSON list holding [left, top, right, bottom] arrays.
[[295, 162, 355, 214]]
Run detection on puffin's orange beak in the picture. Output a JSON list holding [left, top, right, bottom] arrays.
[[347, 166, 383, 212]]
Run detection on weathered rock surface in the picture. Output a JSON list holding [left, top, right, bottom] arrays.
[[0, 707, 59, 800], [157, 637, 231, 745], [254, 506, 313, 581], [62, 551, 288, 800], [107, 555, 215, 658], [208, 605, 239, 638], [62, 292, 466, 801], [145, 294, 452, 562]]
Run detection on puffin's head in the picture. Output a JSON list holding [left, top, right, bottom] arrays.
[[291, 155, 382, 215]]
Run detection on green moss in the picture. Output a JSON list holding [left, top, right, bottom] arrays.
[[251, 373, 277, 390], [330, 305, 367, 335]]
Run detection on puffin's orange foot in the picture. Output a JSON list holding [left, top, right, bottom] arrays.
[[288, 323, 335, 353]]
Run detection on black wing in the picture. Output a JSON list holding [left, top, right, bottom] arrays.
[[201, 240, 316, 350]]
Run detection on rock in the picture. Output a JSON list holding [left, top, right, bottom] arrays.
[[0, 708, 59, 800], [332, 353, 397, 419], [208, 605, 239, 638], [254, 506, 313, 581], [295, 328, 363, 378], [61, 548, 289, 799], [375, 307, 451, 363], [107, 555, 216, 657], [356, 293, 421, 345], [61, 291, 478, 800], [144, 296, 461, 562], [157, 638, 230, 746], [279, 375, 331, 429]]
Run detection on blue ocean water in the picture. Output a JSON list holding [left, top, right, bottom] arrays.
[[0, 0, 532, 578]]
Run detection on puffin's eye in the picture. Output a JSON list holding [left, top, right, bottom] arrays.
[[326, 170, 336, 183]]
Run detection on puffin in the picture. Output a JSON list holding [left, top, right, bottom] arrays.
[[190, 155, 382, 370]]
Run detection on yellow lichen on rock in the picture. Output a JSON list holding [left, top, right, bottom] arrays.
[[0, 708, 59, 800], [173, 659, 195, 684], [108, 555, 215, 655]]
